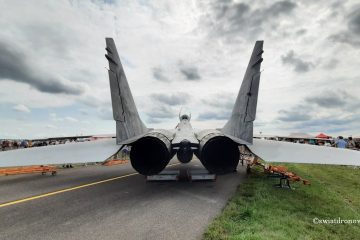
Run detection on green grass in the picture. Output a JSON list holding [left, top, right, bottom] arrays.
[[203, 164, 360, 240]]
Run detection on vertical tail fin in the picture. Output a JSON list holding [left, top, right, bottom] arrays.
[[221, 41, 264, 144], [105, 38, 148, 144]]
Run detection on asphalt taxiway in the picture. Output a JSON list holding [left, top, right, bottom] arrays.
[[0, 159, 246, 240]]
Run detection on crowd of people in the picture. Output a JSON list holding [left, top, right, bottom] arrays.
[[275, 136, 359, 150], [334, 136, 358, 149], [0, 138, 85, 151], [1, 135, 359, 152]]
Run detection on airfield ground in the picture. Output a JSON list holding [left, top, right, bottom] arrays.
[[0, 159, 246, 240], [204, 164, 360, 240], [1, 160, 359, 240]]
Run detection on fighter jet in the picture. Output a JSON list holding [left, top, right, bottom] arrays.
[[1, 38, 359, 173], [104, 37, 263, 175]]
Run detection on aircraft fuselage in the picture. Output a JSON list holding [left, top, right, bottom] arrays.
[[172, 114, 198, 163]]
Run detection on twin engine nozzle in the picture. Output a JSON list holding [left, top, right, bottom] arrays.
[[129, 132, 240, 176]]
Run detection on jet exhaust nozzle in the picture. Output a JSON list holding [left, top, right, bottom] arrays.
[[197, 134, 239, 174], [130, 133, 172, 175]]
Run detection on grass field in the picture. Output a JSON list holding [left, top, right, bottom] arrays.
[[203, 164, 360, 240]]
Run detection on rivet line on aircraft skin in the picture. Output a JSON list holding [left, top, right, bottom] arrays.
[[0, 163, 180, 208]]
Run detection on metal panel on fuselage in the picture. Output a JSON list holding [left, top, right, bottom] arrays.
[[172, 119, 199, 146]]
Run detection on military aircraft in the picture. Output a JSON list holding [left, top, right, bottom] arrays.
[[1, 38, 359, 174]]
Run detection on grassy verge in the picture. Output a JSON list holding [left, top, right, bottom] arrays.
[[203, 164, 360, 240]]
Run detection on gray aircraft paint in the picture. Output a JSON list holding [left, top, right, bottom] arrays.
[[172, 115, 198, 145], [222, 41, 263, 144], [105, 38, 148, 144], [105, 38, 262, 174]]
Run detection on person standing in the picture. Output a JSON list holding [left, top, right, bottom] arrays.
[[347, 137, 356, 150], [335, 136, 347, 149]]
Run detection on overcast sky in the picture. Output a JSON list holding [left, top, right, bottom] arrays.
[[0, 0, 359, 139]]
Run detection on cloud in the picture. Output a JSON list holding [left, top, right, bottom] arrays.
[[0, 40, 84, 95], [348, 7, 360, 35], [153, 64, 201, 82], [50, 113, 79, 122], [203, 1, 297, 41], [151, 93, 190, 106], [329, 6, 360, 47], [179, 66, 201, 80], [152, 67, 169, 82], [281, 50, 315, 73], [79, 108, 89, 115], [1, 1, 360, 138], [197, 110, 231, 120], [276, 89, 360, 135], [64, 117, 79, 122], [296, 118, 351, 128], [146, 117, 162, 124], [330, 32, 360, 47], [46, 124, 57, 129], [201, 93, 236, 109], [278, 90, 358, 123], [101, 0, 116, 5], [305, 91, 349, 108], [322, 59, 339, 69], [12, 104, 31, 113], [277, 109, 312, 122], [266, 1, 297, 17], [304, 90, 360, 112], [98, 107, 113, 120], [295, 28, 307, 36], [146, 105, 176, 124], [197, 93, 235, 121], [293, 115, 360, 135]]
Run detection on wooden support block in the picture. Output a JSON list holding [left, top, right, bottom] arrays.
[[0, 166, 57, 176]]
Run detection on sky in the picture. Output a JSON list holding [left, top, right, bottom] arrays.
[[0, 0, 359, 139]]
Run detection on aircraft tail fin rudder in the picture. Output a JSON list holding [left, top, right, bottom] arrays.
[[221, 41, 264, 144], [105, 38, 148, 144]]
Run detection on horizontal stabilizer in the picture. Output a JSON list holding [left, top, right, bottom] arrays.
[[248, 139, 360, 166], [0, 139, 119, 167]]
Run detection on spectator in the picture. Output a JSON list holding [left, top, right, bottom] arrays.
[[2, 140, 10, 151], [122, 146, 130, 159], [335, 136, 347, 148], [355, 139, 360, 149], [20, 140, 27, 148], [347, 137, 356, 150]]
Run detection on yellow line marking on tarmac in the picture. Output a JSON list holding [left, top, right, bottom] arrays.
[[0, 163, 180, 208], [0, 173, 138, 208]]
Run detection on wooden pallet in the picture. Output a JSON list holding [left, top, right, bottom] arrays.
[[0, 166, 57, 176], [102, 159, 129, 166]]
